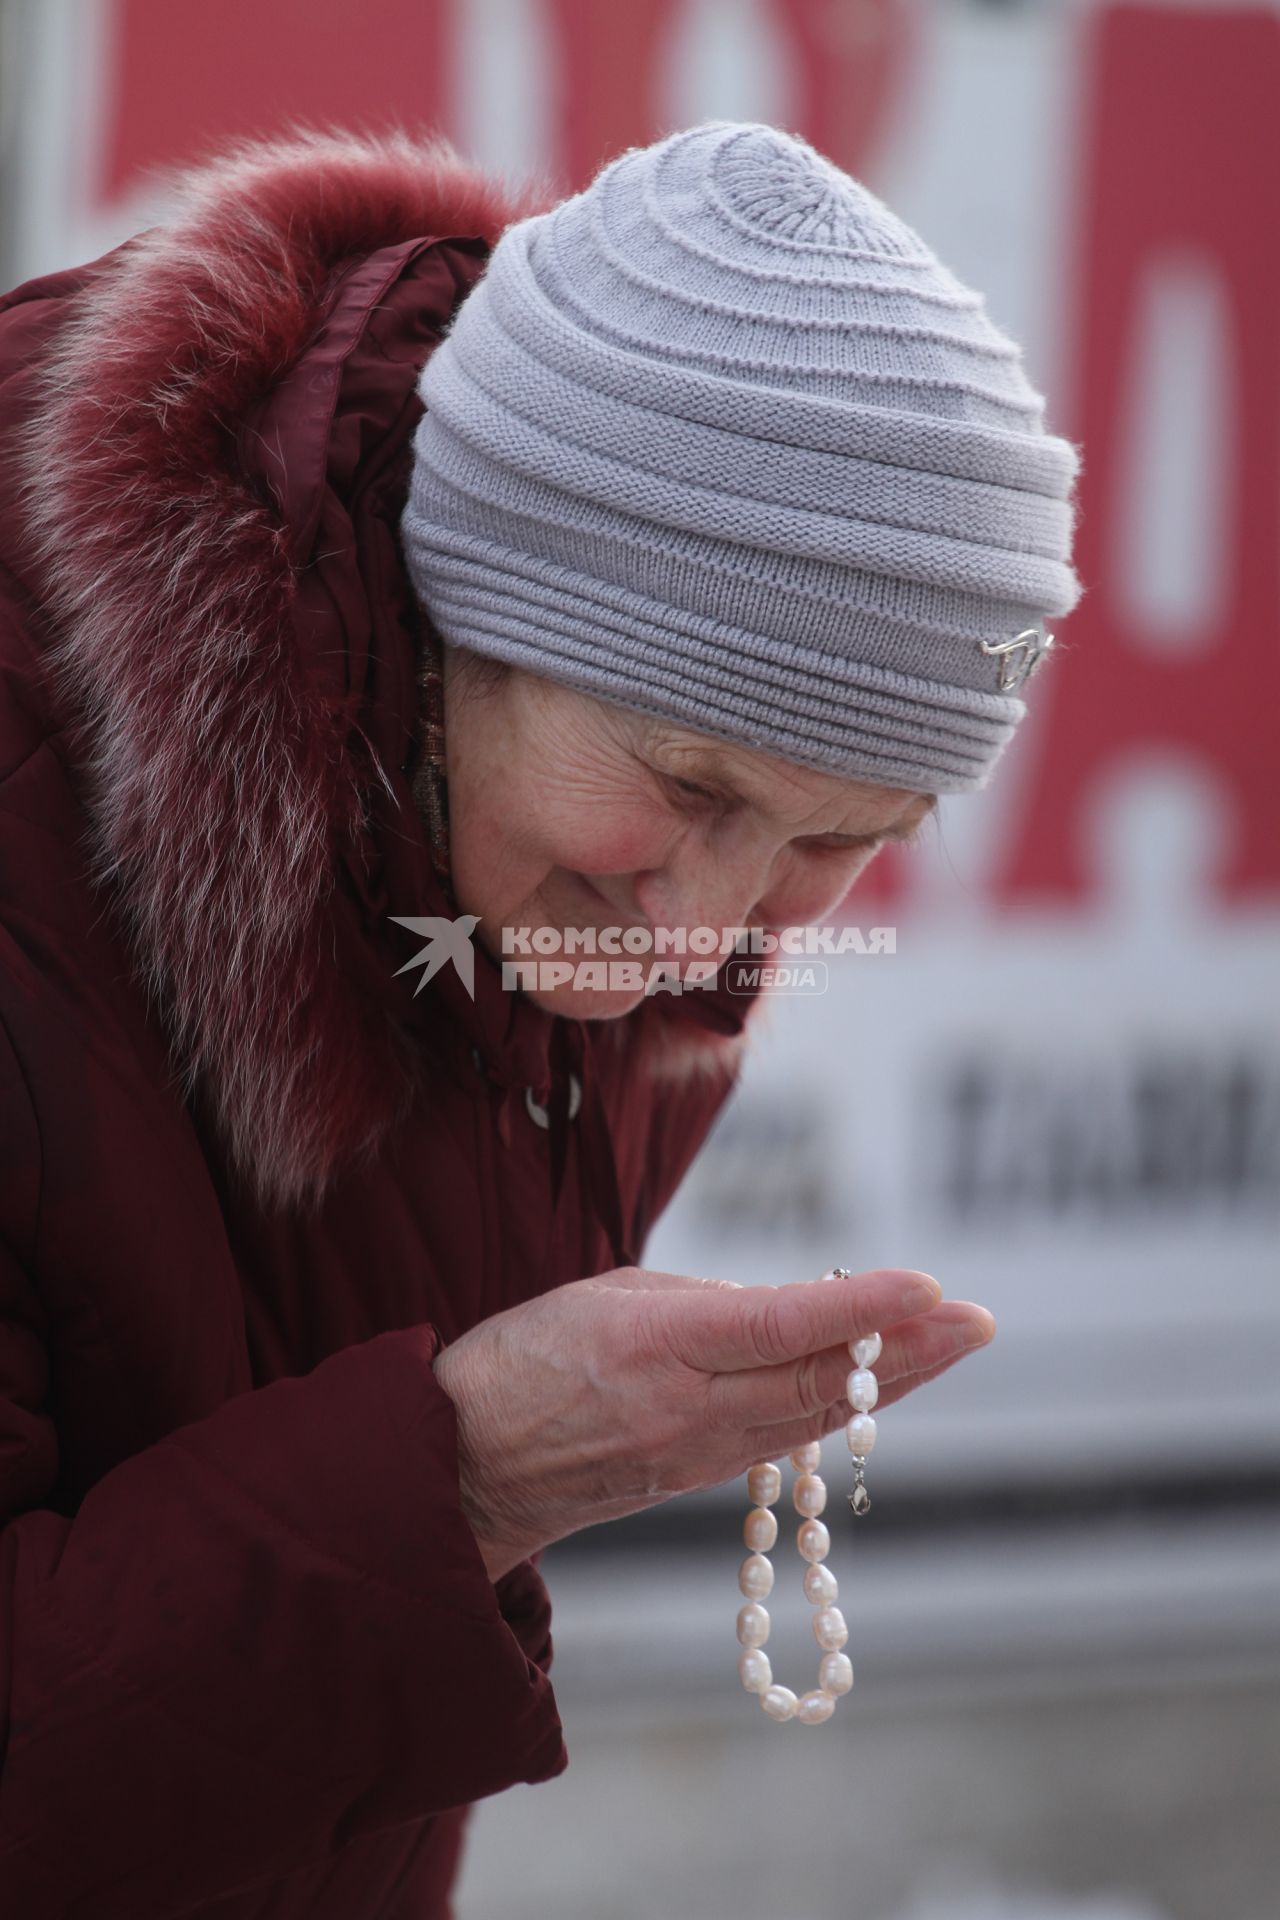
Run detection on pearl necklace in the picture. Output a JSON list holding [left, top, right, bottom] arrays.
[[737, 1292, 881, 1724]]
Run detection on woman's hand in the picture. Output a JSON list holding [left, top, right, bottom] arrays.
[[432, 1266, 994, 1582]]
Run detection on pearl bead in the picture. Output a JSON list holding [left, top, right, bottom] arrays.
[[797, 1518, 831, 1563], [747, 1462, 782, 1507], [846, 1367, 879, 1412], [737, 1602, 770, 1648], [803, 1563, 839, 1607], [813, 1605, 849, 1650], [738, 1393, 881, 1720], [819, 1650, 854, 1695], [738, 1647, 773, 1694], [738, 1553, 775, 1601], [796, 1688, 836, 1724], [792, 1473, 827, 1518], [743, 1506, 778, 1552], [850, 1331, 882, 1368]]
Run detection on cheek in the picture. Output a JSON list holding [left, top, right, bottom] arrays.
[[534, 798, 671, 878], [757, 852, 879, 924], [572, 829, 668, 875]]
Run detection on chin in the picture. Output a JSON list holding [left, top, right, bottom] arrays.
[[484, 868, 718, 1018], [521, 980, 650, 1021]]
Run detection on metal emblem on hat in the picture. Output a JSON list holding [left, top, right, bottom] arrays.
[[979, 626, 1055, 693]]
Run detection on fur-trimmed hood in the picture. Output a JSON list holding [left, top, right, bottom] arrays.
[[4, 129, 758, 1212]]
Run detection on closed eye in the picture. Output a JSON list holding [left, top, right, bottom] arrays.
[[666, 775, 728, 806], [799, 836, 885, 854], [815, 812, 934, 851], [660, 767, 932, 850]]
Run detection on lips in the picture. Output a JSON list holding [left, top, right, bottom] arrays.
[[567, 872, 659, 948], [572, 871, 611, 910]]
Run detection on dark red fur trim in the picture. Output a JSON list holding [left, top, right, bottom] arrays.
[[15, 129, 759, 1209]]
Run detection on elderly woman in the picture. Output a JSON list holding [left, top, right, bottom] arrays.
[[0, 122, 1079, 1916]]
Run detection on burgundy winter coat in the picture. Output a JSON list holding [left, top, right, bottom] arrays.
[[0, 133, 763, 1918]]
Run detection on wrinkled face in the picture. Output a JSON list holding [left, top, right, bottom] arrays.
[[441, 647, 937, 1018]]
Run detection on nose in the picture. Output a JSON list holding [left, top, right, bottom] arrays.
[[632, 843, 772, 955], [631, 829, 875, 954]]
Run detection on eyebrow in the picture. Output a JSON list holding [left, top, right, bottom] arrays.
[[880, 796, 939, 842], [659, 754, 938, 843]]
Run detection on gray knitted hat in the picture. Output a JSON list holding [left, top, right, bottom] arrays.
[[401, 120, 1083, 794]]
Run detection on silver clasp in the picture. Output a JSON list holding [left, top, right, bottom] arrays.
[[979, 626, 1055, 693]]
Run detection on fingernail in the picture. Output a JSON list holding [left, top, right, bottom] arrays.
[[898, 1273, 942, 1312], [960, 1307, 996, 1345]]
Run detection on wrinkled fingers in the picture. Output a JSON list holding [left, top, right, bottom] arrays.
[[702, 1298, 991, 1437], [649, 1268, 941, 1375]]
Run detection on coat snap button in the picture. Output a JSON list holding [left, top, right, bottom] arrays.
[[524, 1073, 582, 1130]]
